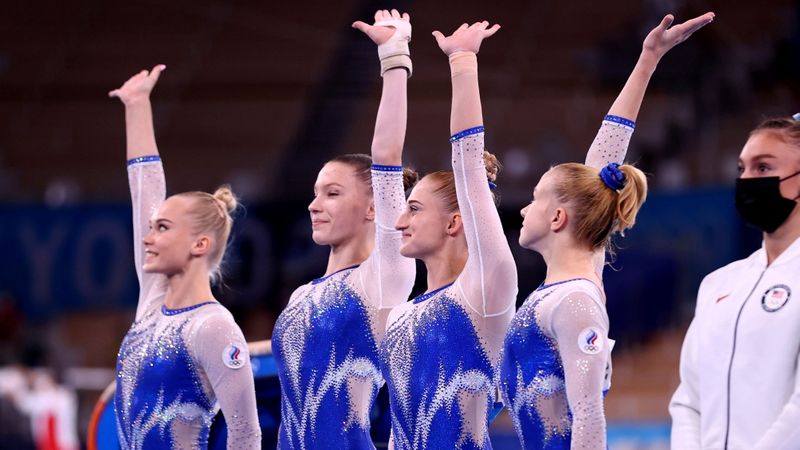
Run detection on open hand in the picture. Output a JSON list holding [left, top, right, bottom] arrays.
[[108, 65, 166, 105], [432, 21, 500, 56], [642, 12, 714, 60], [352, 9, 410, 46]]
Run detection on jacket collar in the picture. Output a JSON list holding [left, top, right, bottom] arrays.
[[753, 235, 800, 269]]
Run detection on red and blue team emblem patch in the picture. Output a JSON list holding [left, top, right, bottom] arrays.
[[762, 284, 791, 312], [577, 327, 603, 355], [222, 343, 246, 369]]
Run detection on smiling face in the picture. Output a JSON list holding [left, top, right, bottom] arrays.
[[308, 161, 374, 247], [519, 170, 560, 251], [739, 131, 800, 195], [142, 195, 201, 275], [394, 176, 460, 259]]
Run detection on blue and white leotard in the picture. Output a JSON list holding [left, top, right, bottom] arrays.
[[498, 116, 634, 449], [271, 166, 416, 450], [380, 128, 518, 450], [498, 279, 612, 450], [115, 157, 260, 450]]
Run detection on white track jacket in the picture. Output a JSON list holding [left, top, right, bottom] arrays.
[[670, 236, 800, 449]]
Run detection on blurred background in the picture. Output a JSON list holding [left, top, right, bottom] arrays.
[[0, 0, 797, 448]]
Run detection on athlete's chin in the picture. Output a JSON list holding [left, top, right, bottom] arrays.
[[518, 233, 539, 252], [399, 241, 422, 259], [311, 230, 331, 246], [142, 261, 178, 275], [142, 263, 161, 274]]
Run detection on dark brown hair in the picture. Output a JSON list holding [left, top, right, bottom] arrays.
[[329, 154, 418, 191], [749, 116, 800, 149]]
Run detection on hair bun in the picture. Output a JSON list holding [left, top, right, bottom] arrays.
[[402, 167, 419, 191], [212, 184, 238, 214], [483, 151, 501, 182]]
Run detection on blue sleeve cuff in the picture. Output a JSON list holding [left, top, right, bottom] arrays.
[[127, 155, 161, 166], [449, 125, 485, 142], [603, 115, 635, 129], [371, 164, 403, 172]]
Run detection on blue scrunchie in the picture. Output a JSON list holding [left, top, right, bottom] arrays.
[[599, 162, 626, 191]]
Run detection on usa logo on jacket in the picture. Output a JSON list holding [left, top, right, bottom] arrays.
[[762, 284, 791, 312]]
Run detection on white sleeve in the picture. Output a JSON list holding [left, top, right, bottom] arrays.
[[127, 157, 167, 321], [753, 352, 800, 450], [583, 115, 635, 169], [192, 313, 261, 449], [669, 318, 703, 449], [358, 166, 416, 309], [550, 291, 609, 450], [585, 116, 636, 276], [451, 128, 518, 317]]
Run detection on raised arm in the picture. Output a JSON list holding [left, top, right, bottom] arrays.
[[353, 9, 410, 166], [109, 65, 166, 161], [352, 10, 416, 310], [109, 65, 168, 320], [585, 12, 715, 168], [434, 22, 517, 317], [432, 21, 499, 135]]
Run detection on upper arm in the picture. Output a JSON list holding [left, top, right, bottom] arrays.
[[359, 166, 416, 309], [584, 116, 635, 169], [192, 313, 261, 448], [550, 291, 609, 447], [127, 157, 167, 320], [451, 130, 518, 317]]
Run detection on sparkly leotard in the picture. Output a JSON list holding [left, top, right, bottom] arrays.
[[271, 166, 416, 450], [498, 279, 612, 450], [380, 128, 518, 450], [115, 157, 260, 450], [498, 116, 634, 449]]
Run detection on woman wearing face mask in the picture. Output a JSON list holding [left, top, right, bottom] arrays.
[[109, 66, 261, 449], [670, 115, 800, 450], [498, 12, 714, 450], [379, 21, 517, 450], [270, 9, 417, 450]]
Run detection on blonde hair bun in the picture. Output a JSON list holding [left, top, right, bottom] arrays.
[[212, 184, 238, 214]]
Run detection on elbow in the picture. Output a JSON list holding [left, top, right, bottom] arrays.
[[371, 139, 403, 162]]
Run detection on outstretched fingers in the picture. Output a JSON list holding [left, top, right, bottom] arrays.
[[432, 30, 445, 46], [352, 20, 370, 32], [658, 14, 675, 31], [148, 64, 166, 83], [673, 12, 715, 39], [484, 23, 501, 37]]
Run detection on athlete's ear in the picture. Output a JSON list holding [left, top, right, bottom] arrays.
[[446, 213, 462, 236], [366, 199, 375, 222], [551, 207, 567, 232], [191, 235, 212, 257]]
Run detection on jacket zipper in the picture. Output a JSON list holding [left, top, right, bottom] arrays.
[[723, 268, 766, 449]]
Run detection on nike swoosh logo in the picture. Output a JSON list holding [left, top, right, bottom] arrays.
[[716, 294, 730, 304]]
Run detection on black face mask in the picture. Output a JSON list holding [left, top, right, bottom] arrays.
[[735, 170, 800, 233]]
